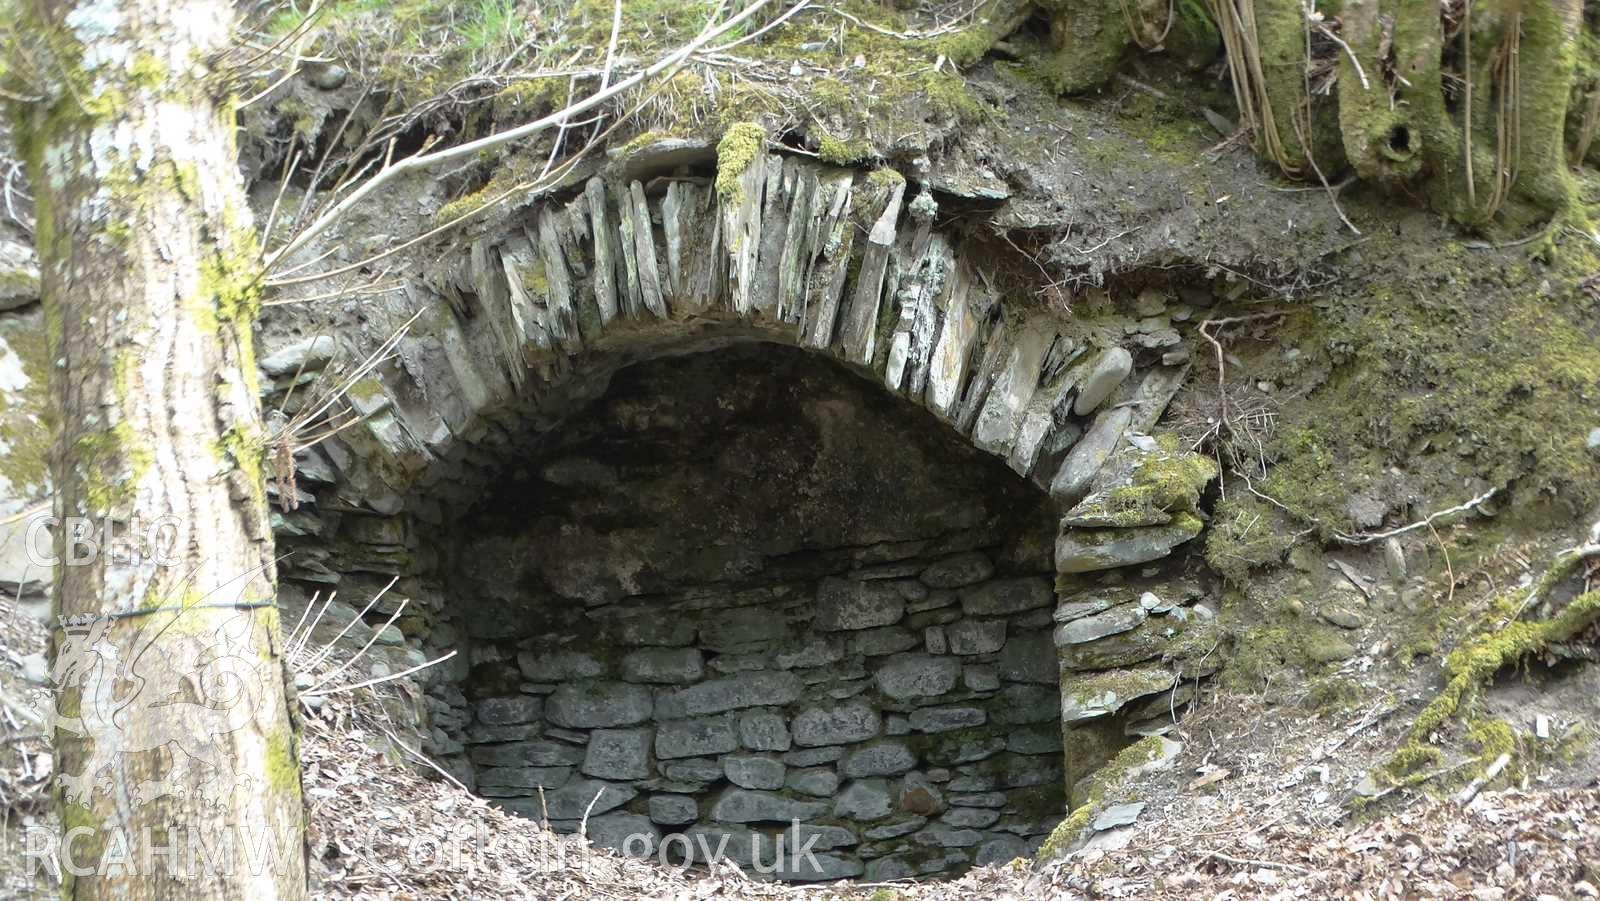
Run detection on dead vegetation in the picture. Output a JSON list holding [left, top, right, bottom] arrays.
[[0, 587, 51, 898], [294, 620, 1599, 899]]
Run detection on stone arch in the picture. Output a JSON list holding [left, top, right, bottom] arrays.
[[264, 144, 1220, 877], [298, 147, 1190, 517]]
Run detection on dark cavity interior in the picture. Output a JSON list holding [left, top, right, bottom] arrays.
[[444, 344, 1067, 881]]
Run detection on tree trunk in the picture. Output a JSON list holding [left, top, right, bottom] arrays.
[[12, 1, 307, 897], [1040, 0, 1133, 94]]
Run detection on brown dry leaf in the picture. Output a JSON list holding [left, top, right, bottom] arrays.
[[1188, 768, 1233, 790]]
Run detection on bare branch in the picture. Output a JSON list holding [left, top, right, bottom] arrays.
[[265, 0, 778, 269], [1331, 487, 1500, 546], [1305, 1, 1367, 90]]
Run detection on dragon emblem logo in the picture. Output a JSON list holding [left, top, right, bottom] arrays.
[[50, 609, 270, 808]]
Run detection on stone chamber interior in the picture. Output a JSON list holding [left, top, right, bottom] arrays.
[[435, 342, 1069, 881]]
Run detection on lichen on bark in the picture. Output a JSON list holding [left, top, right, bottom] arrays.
[[5, 1, 308, 897], [1332, 0, 1586, 229]]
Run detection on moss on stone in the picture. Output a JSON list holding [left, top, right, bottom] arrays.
[[1035, 734, 1164, 861], [867, 167, 905, 190], [1103, 437, 1218, 523], [714, 122, 765, 201], [1059, 666, 1174, 713], [614, 129, 667, 156], [435, 152, 543, 224], [816, 130, 871, 166], [1161, 614, 1221, 666], [346, 377, 389, 406]]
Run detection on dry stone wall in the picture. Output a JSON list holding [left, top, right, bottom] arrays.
[[460, 557, 1065, 881], [419, 346, 1066, 880], [251, 144, 1226, 878]]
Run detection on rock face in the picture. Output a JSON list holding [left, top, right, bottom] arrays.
[[1072, 347, 1133, 416], [259, 335, 339, 377], [792, 704, 881, 747], [546, 682, 653, 728], [1055, 519, 1204, 573], [723, 754, 786, 790], [656, 717, 739, 759], [814, 578, 907, 630], [582, 728, 652, 780], [875, 654, 962, 700], [0, 239, 39, 312], [663, 672, 804, 716], [621, 647, 704, 683]]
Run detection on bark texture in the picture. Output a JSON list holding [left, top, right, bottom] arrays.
[[1330, 0, 1582, 227], [13, 0, 306, 897], [1040, 0, 1590, 229], [1040, 0, 1135, 94]]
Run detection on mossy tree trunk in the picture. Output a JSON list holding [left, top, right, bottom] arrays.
[[1040, 0, 1139, 94], [1508, 0, 1586, 219], [11, 1, 306, 897], [1040, 0, 1589, 229], [1210, 0, 1327, 176], [1333, 0, 1581, 228], [1336, 0, 1435, 185]]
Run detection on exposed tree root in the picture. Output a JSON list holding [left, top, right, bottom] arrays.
[[1383, 531, 1600, 783]]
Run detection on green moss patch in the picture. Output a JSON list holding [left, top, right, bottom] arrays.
[[1035, 734, 1165, 861], [1088, 434, 1218, 526], [714, 122, 765, 200], [435, 151, 544, 224], [72, 423, 153, 515], [1255, 234, 1600, 536]]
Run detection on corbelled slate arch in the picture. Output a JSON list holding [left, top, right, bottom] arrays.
[[322, 146, 1194, 511], [264, 141, 1222, 873]]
